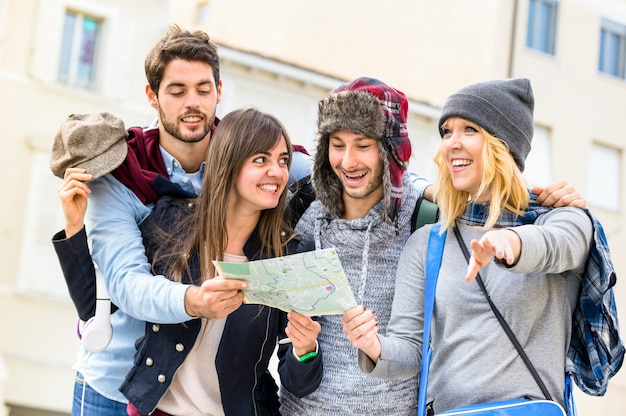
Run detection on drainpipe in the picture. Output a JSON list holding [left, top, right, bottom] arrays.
[[508, 0, 519, 78]]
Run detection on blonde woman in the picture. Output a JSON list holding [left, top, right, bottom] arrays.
[[343, 79, 610, 413]]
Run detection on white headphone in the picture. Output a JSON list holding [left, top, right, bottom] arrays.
[[80, 266, 112, 353]]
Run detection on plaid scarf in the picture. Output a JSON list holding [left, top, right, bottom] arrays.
[[457, 194, 550, 227], [458, 193, 624, 396]]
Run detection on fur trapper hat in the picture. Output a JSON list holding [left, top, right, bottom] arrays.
[[312, 77, 412, 222]]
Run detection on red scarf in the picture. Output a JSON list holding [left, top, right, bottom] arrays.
[[112, 122, 309, 205]]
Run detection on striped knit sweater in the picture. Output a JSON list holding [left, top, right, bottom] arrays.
[[280, 173, 421, 416]]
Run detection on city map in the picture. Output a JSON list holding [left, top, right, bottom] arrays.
[[213, 248, 357, 315]]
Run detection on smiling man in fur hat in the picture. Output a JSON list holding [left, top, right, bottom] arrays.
[[280, 77, 429, 415]]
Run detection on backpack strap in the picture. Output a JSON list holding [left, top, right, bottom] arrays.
[[417, 223, 446, 416], [411, 196, 439, 232], [453, 224, 553, 401]]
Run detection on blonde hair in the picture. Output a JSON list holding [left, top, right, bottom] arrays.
[[434, 127, 530, 230]]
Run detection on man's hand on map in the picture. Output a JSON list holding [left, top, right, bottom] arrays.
[[342, 306, 381, 363], [184, 278, 247, 319], [285, 311, 321, 357]]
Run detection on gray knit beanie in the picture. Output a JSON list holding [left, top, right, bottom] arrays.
[[438, 78, 534, 171]]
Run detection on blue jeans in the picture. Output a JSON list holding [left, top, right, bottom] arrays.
[[72, 372, 127, 416]]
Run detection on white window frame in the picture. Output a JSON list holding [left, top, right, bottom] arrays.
[[57, 9, 102, 91], [0, 0, 8, 41], [526, 0, 559, 56], [30, 1, 132, 99], [598, 18, 626, 80], [587, 143, 621, 212], [17, 150, 74, 301], [523, 125, 552, 188], [196, 1, 212, 24]]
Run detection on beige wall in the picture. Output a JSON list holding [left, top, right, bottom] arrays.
[[172, 0, 523, 105], [1, 0, 625, 414], [0, 0, 167, 413]]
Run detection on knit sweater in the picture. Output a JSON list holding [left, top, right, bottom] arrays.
[[362, 207, 592, 413], [280, 173, 421, 416]]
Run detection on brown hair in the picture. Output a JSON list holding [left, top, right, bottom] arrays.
[[144, 25, 220, 95], [154, 107, 293, 282]]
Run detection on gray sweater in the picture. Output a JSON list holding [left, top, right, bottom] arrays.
[[361, 207, 592, 413], [280, 175, 422, 416]]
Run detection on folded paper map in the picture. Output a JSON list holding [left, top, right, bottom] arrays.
[[213, 248, 357, 315]]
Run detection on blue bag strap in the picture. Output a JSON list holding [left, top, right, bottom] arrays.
[[565, 373, 577, 416], [417, 223, 446, 416]]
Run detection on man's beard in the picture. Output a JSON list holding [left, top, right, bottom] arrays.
[[159, 105, 214, 143], [342, 174, 384, 201]]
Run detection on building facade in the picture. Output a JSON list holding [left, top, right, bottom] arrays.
[[0, 0, 624, 414]]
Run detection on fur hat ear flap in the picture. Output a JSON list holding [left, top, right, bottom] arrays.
[[377, 140, 392, 223]]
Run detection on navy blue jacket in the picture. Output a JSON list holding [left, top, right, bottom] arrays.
[[119, 196, 322, 415]]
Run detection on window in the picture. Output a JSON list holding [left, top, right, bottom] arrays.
[[598, 18, 626, 79], [587, 143, 621, 211], [526, 0, 559, 55], [0, 0, 8, 39], [58, 10, 102, 90], [197, 1, 212, 24], [523, 125, 552, 188]]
